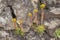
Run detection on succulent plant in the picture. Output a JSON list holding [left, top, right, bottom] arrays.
[[15, 27, 24, 36], [32, 23, 45, 34], [54, 28, 60, 38], [35, 25, 45, 34]]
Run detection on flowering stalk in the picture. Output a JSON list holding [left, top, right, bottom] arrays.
[[28, 12, 33, 26], [35, 4, 46, 34], [18, 19, 24, 32], [12, 18, 17, 29], [40, 4, 46, 25], [33, 9, 38, 25], [41, 9, 44, 25]]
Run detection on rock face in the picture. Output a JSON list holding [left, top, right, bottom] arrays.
[[0, 31, 9, 37], [50, 8, 60, 14], [44, 18, 60, 29], [0, 0, 60, 40]]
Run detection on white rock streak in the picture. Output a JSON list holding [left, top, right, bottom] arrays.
[[44, 19, 60, 29]]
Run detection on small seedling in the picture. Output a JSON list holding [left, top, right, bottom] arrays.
[[54, 28, 60, 38]]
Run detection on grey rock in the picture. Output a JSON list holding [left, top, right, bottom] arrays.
[[0, 0, 60, 40], [50, 8, 60, 14], [44, 18, 60, 29], [0, 31, 9, 37]]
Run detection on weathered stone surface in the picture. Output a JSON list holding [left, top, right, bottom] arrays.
[[0, 0, 60, 40], [0, 31, 9, 37], [50, 8, 60, 14], [44, 18, 60, 29]]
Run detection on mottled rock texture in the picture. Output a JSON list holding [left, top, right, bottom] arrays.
[[0, 0, 60, 40]]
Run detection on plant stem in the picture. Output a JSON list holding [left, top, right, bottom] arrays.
[[19, 24, 24, 32], [41, 9, 44, 25], [34, 12, 38, 25], [13, 21, 17, 29]]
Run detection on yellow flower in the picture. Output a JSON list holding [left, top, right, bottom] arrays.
[[12, 18, 16, 22], [28, 12, 32, 17], [33, 9, 38, 13], [40, 4, 46, 9]]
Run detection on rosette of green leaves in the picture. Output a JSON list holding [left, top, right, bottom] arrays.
[[35, 25, 45, 34], [54, 28, 60, 38], [15, 27, 24, 36]]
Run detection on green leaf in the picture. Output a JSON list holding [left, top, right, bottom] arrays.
[[36, 25, 45, 34], [55, 28, 60, 38], [15, 27, 24, 36]]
